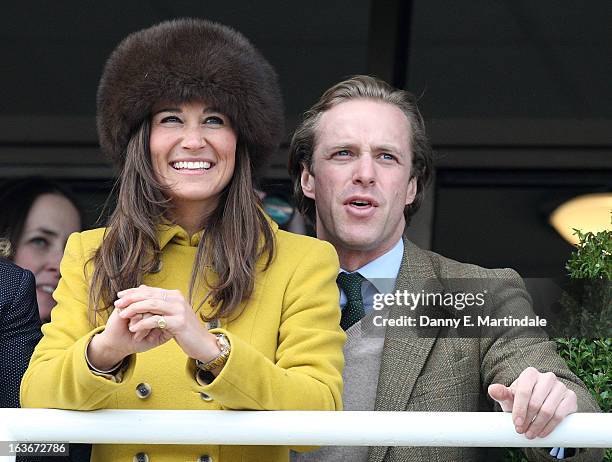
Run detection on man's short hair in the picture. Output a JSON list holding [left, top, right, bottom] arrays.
[[288, 75, 433, 225]]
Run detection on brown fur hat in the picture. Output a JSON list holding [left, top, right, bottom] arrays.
[[97, 18, 284, 170]]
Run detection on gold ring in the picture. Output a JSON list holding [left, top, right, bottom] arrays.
[[157, 315, 167, 330]]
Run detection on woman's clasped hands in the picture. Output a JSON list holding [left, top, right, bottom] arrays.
[[87, 284, 221, 372]]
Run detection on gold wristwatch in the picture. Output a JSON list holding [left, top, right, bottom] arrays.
[[195, 333, 231, 372]]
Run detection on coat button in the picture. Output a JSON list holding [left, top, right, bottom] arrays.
[[133, 452, 149, 462], [135, 382, 151, 399], [200, 392, 213, 402], [198, 455, 213, 462]]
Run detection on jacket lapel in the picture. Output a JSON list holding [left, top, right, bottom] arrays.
[[369, 238, 440, 462]]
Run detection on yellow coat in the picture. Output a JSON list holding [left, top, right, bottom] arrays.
[[21, 222, 345, 462]]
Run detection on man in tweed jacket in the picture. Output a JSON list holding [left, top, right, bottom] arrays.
[[288, 76, 603, 462]]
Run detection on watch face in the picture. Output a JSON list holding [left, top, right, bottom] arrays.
[[216, 334, 230, 350]]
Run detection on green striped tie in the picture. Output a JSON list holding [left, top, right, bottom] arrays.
[[337, 272, 366, 330]]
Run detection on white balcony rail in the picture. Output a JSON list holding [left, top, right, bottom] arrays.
[[1, 410, 610, 447], [1, 410, 610, 461]]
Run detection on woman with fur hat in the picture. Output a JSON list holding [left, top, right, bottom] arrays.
[[21, 19, 344, 462]]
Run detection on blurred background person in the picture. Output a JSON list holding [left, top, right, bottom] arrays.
[[0, 177, 82, 322]]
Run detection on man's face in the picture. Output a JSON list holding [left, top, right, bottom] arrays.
[[301, 99, 417, 263]]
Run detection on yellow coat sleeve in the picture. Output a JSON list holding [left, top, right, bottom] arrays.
[[186, 239, 345, 411], [20, 232, 137, 409]]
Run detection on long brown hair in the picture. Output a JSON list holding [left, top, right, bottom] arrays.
[[88, 119, 275, 326]]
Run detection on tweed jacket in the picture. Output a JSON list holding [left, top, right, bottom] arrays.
[[21, 223, 345, 462], [0, 258, 41, 408], [369, 238, 603, 462]]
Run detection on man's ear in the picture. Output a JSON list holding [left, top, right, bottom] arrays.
[[301, 165, 316, 200], [405, 177, 417, 206]]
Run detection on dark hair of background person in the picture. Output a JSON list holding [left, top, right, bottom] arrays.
[[0, 177, 83, 258], [288, 75, 434, 226]]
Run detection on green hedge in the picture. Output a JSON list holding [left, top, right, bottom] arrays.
[[506, 229, 611, 462]]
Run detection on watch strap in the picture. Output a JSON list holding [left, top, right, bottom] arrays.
[[195, 333, 231, 372]]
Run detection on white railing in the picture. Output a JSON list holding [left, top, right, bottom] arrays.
[[1, 410, 610, 461], [2, 409, 611, 445]]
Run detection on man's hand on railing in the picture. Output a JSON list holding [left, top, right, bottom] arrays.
[[488, 366, 577, 439]]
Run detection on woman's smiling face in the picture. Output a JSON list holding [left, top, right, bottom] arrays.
[[13, 193, 81, 322], [149, 101, 237, 222]]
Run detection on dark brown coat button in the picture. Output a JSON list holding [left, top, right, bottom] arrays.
[[133, 452, 149, 462], [135, 382, 151, 399]]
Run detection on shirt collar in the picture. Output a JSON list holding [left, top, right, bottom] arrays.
[[340, 238, 404, 293]]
